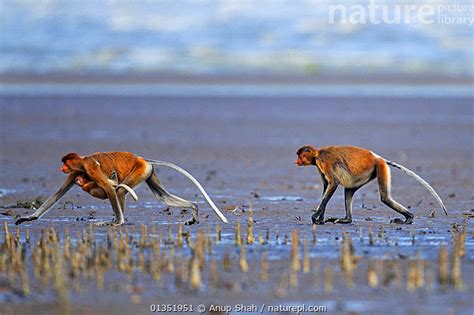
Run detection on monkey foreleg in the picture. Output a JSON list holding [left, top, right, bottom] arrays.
[[325, 187, 357, 224], [15, 174, 76, 225], [312, 174, 329, 213], [312, 183, 338, 225]]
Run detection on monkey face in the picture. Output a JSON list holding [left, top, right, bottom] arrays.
[[294, 153, 312, 166], [60, 152, 81, 174], [295, 146, 315, 166], [74, 175, 86, 186], [60, 159, 80, 174], [60, 162, 71, 173]]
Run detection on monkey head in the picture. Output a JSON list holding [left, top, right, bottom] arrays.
[[295, 145, 316, 166], [60, 153, 83, 174], [74, 174, 88, 186]]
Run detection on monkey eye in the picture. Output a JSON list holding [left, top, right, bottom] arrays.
[[303, 148, 310, 153]]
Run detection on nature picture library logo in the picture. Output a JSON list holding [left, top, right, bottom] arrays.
[[328, 0, 474, 25]]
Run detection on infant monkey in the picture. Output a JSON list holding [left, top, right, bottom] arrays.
[[74, 172, 138, 201], [295, 145, 447, 225]]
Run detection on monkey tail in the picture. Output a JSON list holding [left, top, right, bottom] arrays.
[[116, 184, 139, 201], [145, 159, 229, 223], [384, 159, 448, 215]]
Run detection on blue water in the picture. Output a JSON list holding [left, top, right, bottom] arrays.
[[0, 82, 472, 97], [0, 0, 473, 75]]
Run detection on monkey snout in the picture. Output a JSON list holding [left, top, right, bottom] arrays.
[[60, 166, 69, 173]]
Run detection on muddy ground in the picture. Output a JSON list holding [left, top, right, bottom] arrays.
[[0, 94, 473, 314]]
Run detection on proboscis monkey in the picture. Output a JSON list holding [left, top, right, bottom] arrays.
[[295, 145, 447, 225], [15, 152, 228, 226]]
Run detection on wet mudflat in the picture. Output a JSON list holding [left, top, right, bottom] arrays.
[[0, 94, 472, 314]]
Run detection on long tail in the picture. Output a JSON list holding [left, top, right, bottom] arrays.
[[145, 159, 229, 223], [116, 184, 139, 201], [385, 159, 448, 215]]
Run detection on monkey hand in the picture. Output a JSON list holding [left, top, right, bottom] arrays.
[[15, 215, 38, 225]]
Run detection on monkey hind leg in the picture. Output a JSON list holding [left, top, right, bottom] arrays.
[[162, 193, 199, 225], [146, 172, 199, 225], [375, 159, 414, 224]]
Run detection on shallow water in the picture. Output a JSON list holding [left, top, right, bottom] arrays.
[[1, 82, 473, 98], [1, 1, 473, 75]]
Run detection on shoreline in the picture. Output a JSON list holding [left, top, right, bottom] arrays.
[[1, 71, 473, 86], [1, 73, 473, 98], [1, 83, 472, 98]]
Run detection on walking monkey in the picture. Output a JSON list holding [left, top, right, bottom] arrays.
[[15, 152, 228, 226], [295, 145, 447, 225]]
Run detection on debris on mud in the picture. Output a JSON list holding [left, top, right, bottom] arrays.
[[0, 209, 14, 216], [0, 196, 43, 210], [222, 205, 239, 212]]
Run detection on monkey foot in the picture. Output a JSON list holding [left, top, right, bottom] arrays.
[[94, 220, 123, 227], [325, 217, 352, 224], [390, 217, 413, 225], [184, 218, 199, 225], [15, 216, 38, 225], [311, 215, 324, 225]]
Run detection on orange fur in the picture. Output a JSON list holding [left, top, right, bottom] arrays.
[[62, 152, 147, 200], [296, 145, 414, 225], [296, 145, 375, 184], [74, 173, 108, 199]]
